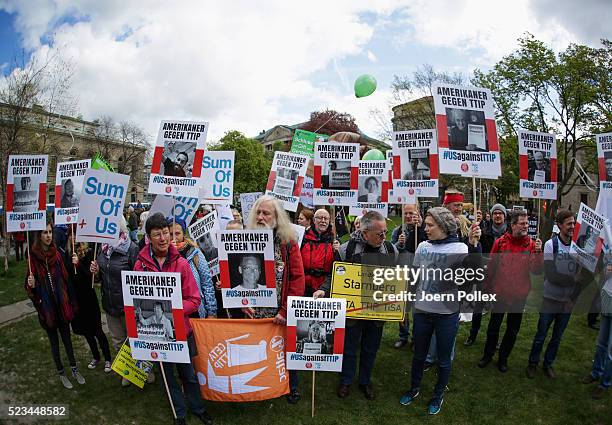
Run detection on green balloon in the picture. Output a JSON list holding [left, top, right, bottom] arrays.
[[354, 74, 377, 98], [362, 149, 385, 160]]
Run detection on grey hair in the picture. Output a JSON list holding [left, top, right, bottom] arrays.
[[119, 215, 129, 235], [360, 211, 385, 231], [245, 195, 296, 243], [509, 210, 528, 225]]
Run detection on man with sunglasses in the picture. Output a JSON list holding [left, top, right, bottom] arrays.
[[314, 211, 398, 400]]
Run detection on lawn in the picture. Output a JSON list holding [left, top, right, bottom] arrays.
[[0, 259, 28, 307], [1, 311, 609, 424]]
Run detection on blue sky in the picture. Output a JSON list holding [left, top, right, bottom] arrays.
[[0, 1, 609, 142]]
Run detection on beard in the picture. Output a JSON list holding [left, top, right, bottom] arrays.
[[256, 219, 277, 230]]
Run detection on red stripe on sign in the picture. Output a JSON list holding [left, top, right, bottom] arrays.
[[393, 155, 401, 180], [151, 146, 164, 174], [486, 119, 499, 151], [598, 158, 605, 181], [264, 260, 276, 288], [54, 186, 61, 208], [350, 167, 359, 190], [436, 115, 448, 149], [313, 165, 322, 188], [38, 183, 46, 210], [334, 327, 345, 354], [381, 181, 389, 202], [219, 260, 231, 288], [285, 325, 297, 352], [192, 149, 204, 177], [172, 309, 186, 340], [430, 153, 439, 179], [595, 238, 604, 257], [293, 176, 304, 197], [519, 155, 528, 180], [572, 222, 581, 244], [550, 158, 558, 182], [6, 184, 14, 211], [124, 305, 137, 338], [266, 171, 276, 191]]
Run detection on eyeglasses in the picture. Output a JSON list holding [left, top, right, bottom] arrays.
[[150, 229, 170, 240], [314, 216, 329, 222], [367, 229, 388, 238], [242, 266, 260, 272]]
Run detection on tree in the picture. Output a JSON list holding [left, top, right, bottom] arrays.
[[300, 109, 359, 136], [209, 131, 271, 196], [0, 50, 75, 271], [472, 34, 611, 231]]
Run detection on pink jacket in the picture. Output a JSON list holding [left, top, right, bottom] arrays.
[[134, 243, 201, 335]]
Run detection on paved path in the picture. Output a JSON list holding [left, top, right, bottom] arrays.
[[0, 298, 36, 327]]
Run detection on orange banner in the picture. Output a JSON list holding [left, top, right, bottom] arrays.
[[191, 318, 289, 402]]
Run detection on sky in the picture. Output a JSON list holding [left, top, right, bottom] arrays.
[[0, 0, 609, 144]]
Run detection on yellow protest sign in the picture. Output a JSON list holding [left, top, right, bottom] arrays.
[[111, 341, 154, 388], [330, 262, 407, 321]]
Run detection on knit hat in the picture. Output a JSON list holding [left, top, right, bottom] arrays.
[[166, 216, 187, 232], [490, 203, 507, 217], [426, 207, 458, 236]]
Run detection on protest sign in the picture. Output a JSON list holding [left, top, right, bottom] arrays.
[[513, 205, 526, 212], [313, 142, 359, 206], [122, 271, 190, 363], [392, 130, 439, 202], [597, 132, 612, 193], [286, 296, 346, 372], [528, 215, 538, 240], [433, 83, 501, 177], [330, 262, 407, 321], [218, 229, 276, 308], [349, 160, 389, 218], [54, 159, 91, 225], [111, 341, 154, 388], [570, 203, 608, 273], [385, 150, 403, 203], [290, 129, 328, 158], [6, 155, 48, 232], [149, 120, 207, 197], [199, 151, 234, 204], [300, 176, 314, 209], [191, 318, 289, 402], [265, 152, 309, 212], [518, 129, 557, 199], [291, 223, 305, 246], [239, 192, 263, 222], [215, 204, 234, 230], [149, 194, 199, 225], [75, 169, 129, 244], [188, 211, 220, 276]]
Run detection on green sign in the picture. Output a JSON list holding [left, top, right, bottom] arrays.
[[91, 153, 115, 172], [290, 129, 328, 158]]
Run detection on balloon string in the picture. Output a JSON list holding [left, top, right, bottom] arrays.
[[313, 112, 339, 134]]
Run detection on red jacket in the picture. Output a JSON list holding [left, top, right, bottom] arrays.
[[300, 227, 335, 291], [484, 232, 543, 304], [278, 239, 305, 318], [134, 243, 201, 335]]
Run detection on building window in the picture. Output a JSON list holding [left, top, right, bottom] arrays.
[[580, 193, 588, 205], [131, 194, 136, 202]]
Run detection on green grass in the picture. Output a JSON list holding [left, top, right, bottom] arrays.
[[0, 259, 28, 307], [1, 312, 609, 424]]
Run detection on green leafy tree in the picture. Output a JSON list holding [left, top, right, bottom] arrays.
[[209, 130, 271, 195]]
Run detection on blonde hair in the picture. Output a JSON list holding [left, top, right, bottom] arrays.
[[246, 195, 296, 244], [328, 131, 362, 144]]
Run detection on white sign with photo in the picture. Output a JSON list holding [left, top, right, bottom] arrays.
[[597, 132, 612, 193], [570, 203, 608, 273], [349, 160, 388, 218], [313, 142, 359, 206], [265, 151, 309, 212], [54, 159, 91, 225], [6, 155, 48, 232], [518, 129, 557, 200], [392, 129, 439, 200], [188, 211, 221, 276]]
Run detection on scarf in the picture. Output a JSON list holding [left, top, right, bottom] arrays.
[[491, 222, 507, 238], [102, 231, 131, 258], [428, 234, 461, 245]]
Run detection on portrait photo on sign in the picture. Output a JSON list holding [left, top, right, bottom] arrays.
[[527, 149, 552, 182], [13, 176, 38, 212], [322, 160, 351, 190], [134, 299, 175, 342], [160, 140, 196, 178], [196, 232, 218, 264], [604, 151, 612, 182], [60, 178, 80, 208], [358, 175, 382, 202], [295, 320, 334, 355], [273, 167, 298, 195], [446, 108, 487, 152], [228, 253, 266, 290], [401, 149, 431, 180], [576, 225, 600, 252]]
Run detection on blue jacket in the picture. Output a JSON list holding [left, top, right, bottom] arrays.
[[184, 244, 217, 318]]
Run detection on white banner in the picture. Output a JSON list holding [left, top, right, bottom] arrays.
[[199, 151, 234, 205]]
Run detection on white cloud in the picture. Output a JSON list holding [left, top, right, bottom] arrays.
[[367, 50, 378, 63]]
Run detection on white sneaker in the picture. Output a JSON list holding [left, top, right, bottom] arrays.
[[121, 378, 131, 387], [72, 369, 86, 385], [104, 361, 112, 373], [146, 371, 155, 384], [88, 359, 99, 369], [60, 374, 73, 389]]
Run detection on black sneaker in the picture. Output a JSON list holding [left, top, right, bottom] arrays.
[[423, 361, 434, 372], [478, 357, 492, 368], [196, 411, 213, 425], [464, 336, 476, 346], [286, 389, 301, 404], [174, 418, 186, 425], [498, 360, 508, 373]]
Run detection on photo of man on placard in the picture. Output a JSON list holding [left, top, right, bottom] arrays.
[[135, 299, 175, 342], [273, 167, 298, 195], [160, 140, 196, 177], [13, 176, 38, 212], [447, 108, 488, 152], [527, 150, 552, 182], [295, 319, 334, 355], [604, 151, 612, 182], [229, 253, 266, 290], [60, 178, 80, 208], [321, 160, 351, 190], [401, 149, 431, 180]]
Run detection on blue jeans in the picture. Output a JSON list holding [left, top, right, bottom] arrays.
[[289, 370, 298, 391], [528, 301, 572, 368], [425, 330, 457, 364], [411, 311, 459, 398], [158, 361, 206, 419], [399, 318, 410, 342], [129, 229, 138, 242], [590, 314, 612, 389], [341, 320, 384, 386]]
